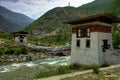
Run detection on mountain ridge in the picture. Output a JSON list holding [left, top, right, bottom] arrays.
[[0, 6, 34, 33], [25, 0, 114, 36], [0, 15, 22, 33]]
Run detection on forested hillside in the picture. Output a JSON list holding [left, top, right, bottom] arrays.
[[24, 0, 120, 48]]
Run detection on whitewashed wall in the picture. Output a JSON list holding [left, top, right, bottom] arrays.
[[23, 37, 27, 43], [71, 32, 99, 65], [71, 32, 112, 66], [14, 36, 27, 43], [97, 32, 112, 66], [14, 37, 20, 42]]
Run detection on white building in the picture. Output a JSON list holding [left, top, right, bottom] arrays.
[[11, 31, 28, 43], [64, 13, 120, 66]]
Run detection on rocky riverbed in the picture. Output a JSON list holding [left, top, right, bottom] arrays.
[[0, 53, 54, 64], [0, 51, 70, 64], [0, 42, 71, 64]]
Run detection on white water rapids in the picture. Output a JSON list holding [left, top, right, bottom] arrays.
[[0, 56, 70, 73]]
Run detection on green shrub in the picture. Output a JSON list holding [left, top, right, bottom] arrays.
[[20, 47, 27, 54], [35, 65, 88, 79], [113, 31, 120, 49], [5, 48, 15, 55], [35, 66, 70, 78], [92, 64, 100, 74], [56, 66, 70, 74], [0, 34, 12, 39], [15, 47, 27, 55], [0, 50, 4, 55], [36, 71, 54, 78]]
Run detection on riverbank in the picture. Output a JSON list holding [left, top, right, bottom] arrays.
[[0, 52, 54, 64], [0, 40, 70, 64], [0, 56, 70, 80]]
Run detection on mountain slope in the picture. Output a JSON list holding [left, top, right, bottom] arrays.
[[24, 0, 114, 36], [77, 0, 114, 16], [106, 0, 120, 17], [0, 6, 34, 28], [25, 7, 78, 34], [0, 15, 21, 33]]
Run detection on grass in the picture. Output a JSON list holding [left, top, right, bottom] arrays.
[[62, 67, 120, 80], [35, 64, 88, 79], [0, 64, 74, 80], [27, 35, 71, 46], [35, 66, 71, 78], [0, 66, 40, 80]]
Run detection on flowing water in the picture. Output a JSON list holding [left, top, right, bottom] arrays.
[[0, 56, 70, 80]]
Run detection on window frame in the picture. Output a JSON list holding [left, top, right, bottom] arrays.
[[76, 28, 90, 38], [76, 39, 80, 47], [86, 39, 90, 48]]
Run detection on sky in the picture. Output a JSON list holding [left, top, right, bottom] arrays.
[[0, 0, 94, 19]]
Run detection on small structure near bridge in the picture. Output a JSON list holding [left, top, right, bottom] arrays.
[[11, 31, 28, 43]]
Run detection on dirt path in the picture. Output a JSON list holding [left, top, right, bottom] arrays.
[[35, 64, 120, 80]]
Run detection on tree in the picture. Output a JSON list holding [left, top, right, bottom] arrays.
[[113, 31, 120, 49]]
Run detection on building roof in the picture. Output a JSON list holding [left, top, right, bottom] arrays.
[[11, 31, 28, 35], [63, 13, 120, 25]]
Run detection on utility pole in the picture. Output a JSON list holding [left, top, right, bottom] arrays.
[[68, 2, 70, 7]]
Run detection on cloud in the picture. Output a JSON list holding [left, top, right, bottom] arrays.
[[0, 0, 94, 19], [47, 0, 54, 2], [0, 0, 19, 3]]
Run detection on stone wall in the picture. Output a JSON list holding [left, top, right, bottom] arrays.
[[104, 49, 120, 65]]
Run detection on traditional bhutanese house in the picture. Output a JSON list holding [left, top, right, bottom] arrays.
[[64, 13, 120, 66], [11, 31, 28, 43]]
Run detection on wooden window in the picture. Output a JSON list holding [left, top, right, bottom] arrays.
[[77, 28, 90, 38], [76, 40, 80, 47], [81, 28, 87, 37], [103, 40, 108, 49], [102, 40, 110, 52], [86, 39, 90, 48]]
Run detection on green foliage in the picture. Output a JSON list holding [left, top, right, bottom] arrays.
[[15, 47, 27, 55], [35, 64, 88, 79], [35, 66, 70, 78], [106, 0, 120, 16], [92, 64, 100, 74], [36, 71, 54, 78], [28, 34, 70, 46], [113, 31, 120, 49], [0, 49, 4, 55], [0, 33, 12, 39], [5, 48, 15, 55], [4, 46, 27, 55], [56, 66, 70, 74]]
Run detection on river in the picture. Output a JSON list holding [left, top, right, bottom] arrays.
[[0, 56, 70, 80]]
